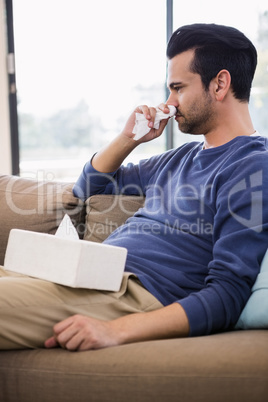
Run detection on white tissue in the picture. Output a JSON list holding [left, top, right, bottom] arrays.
[[55, 214, 79, 240], [132, 105, 177, 141]]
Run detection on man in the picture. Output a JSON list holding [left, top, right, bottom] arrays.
[[1, 23, 268, 351]]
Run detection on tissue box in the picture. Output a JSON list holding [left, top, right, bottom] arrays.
[[4, 229, 127, 291]]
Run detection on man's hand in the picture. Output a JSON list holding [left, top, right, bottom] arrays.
[[44, 315, 120, 351], [44, 303, 190, 352], [91, 103, 173, 173], [122, 103, 172, 143]]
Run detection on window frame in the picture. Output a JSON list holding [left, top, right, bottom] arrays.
[[5, 0, 19, 175]]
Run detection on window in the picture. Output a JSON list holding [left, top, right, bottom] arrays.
[[13, 0, 166, 180], [11, 1, 268, 180]]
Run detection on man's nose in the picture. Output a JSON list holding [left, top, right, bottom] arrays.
[[166, 93, 179, 109]]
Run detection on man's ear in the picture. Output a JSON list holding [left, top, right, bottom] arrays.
[[212, 70, 231, 101]]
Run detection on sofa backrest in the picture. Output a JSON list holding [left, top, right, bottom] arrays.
[[0, 175, 85, 265]]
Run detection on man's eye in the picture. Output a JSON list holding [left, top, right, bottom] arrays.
[[174, 87, 181, 92]]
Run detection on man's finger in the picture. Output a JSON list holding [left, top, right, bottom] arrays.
[[44, 336, 58, 349]]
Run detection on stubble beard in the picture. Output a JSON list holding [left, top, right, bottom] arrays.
[[177, 92, 214, 135]]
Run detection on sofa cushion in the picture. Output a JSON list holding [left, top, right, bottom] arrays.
[[0, 175, 86, 265], [84, 194, 145, 243], [236, 248, 268, 329], [0, 331, 268, 402]]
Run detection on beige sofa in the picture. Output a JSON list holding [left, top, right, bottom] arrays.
[[0, 174, 267, 402]]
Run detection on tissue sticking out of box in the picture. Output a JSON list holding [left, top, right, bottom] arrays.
[[55, 214, 79, 240], [4, 215, 127, 291]]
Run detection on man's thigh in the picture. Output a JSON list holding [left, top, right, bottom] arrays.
[[0, 267, 162, 349]]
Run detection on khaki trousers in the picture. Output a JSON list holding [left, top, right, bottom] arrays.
[[0, 267, 163, 350]]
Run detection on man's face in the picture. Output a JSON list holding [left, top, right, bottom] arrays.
[[167, 50, 216, 135]]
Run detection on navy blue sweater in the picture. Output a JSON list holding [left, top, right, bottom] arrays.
[[73, 136, 268, 336]]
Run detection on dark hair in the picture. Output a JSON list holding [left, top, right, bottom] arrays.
[[166, 23, 257, 102]]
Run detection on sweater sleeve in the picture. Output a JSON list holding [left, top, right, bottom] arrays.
[[178, 155, 268, 336], [72, 150, 176, 201], [72, 158, 148, 201], [72, 159, 117, 201]]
